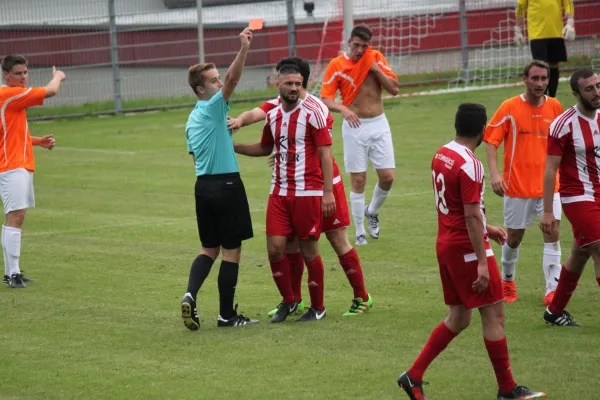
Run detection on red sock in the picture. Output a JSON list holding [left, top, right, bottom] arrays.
[[287, 252, 304, 302], [596, 277, 600, 288], [484, 337, 516, 393], [408, 322, 458, 382], [269, 256, 295, 303], [305, 255, 325, 311], [339, 248, 368, 301], [549, 266, 581, 314]]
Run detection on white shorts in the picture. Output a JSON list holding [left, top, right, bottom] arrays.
[[342, 113, 395, 173], [0, 168, 35, 214], [504, 193, 561, 230]]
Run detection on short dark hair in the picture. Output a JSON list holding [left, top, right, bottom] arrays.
[[277, 64, 301, 78], [1, 54, 28, 73], [455, 103, 487, 138], [276, 57, 310, 88], [523, 60, 549, 77], [570, 67, 597, 93], [187, 63, 216, 95], [350, 24, 372, 42]]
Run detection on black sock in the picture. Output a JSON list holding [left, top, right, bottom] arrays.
[[186, 254, 214, 299], [549, 67, 559, 98], [218, 261, 239, 319]]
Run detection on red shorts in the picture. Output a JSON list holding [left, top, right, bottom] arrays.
[[562, 201, 600, 248], [436, 241, 503, 310], [322, 179, 351, 233], [266, 195, 322, 240]]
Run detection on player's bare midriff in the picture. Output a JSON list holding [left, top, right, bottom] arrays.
[[349, 72, 385, 119]]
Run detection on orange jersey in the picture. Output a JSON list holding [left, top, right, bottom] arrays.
[[0, 86, 45, 173], [320, 49, 397, 106], [484, 94, 563, 198]]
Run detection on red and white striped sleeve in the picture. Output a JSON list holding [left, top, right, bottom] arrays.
[[548, 107, 576, 156]]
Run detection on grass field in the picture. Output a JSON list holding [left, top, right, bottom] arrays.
[[1, 83, 599, 399]]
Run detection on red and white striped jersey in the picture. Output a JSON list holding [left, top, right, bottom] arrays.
[[548, 107, 600, 203], [260, 94, 341, 182], [260, 98, 333, 196], [432, 141, 487, 244]]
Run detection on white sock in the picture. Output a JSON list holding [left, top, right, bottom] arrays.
[[543, 241, 562, 294], [2, 226, 8, 277], [2, 225, 22, 276], [350, 191, 366, 237], [501, 243, 520, 281], [367, 183, 391, 215]]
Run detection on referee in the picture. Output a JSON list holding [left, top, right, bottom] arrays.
[[180, 27, 258, 330], [514, 0, 576, 98]]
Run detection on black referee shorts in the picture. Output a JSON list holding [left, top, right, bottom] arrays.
[[530, 38, 567, 64], [194, 172, 253, 250]]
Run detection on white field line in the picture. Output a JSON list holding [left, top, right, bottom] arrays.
[[383, 77, 569, 100]]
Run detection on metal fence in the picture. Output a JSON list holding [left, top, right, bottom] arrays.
[[1, 0, 599, 118]]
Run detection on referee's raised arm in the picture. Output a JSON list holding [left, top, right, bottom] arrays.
[[222, 28, 253, 101], [179, 27, 258, 331]]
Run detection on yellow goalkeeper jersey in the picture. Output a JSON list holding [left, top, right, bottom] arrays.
[[516, 0, 574, 40]]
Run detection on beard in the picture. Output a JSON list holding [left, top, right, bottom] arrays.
[[281, 92, 299, 104], [580, 96, 600, 112]]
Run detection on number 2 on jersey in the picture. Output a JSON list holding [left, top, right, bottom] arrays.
[[432, 171, 449, 215]]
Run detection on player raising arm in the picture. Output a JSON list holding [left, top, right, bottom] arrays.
[[1, 54, 65, 288], [540, 67, 600, 327], [180, 27, 259, 331], [320, 24, 399, 245], [397, 104, 545, 400], [235, 64, 334, 322]]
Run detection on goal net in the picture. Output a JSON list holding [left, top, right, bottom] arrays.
[[309, 0, 600, 97]]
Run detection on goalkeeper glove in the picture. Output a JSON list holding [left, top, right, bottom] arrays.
[[514, 26, 526, 47], [562, 18, 576, 41]]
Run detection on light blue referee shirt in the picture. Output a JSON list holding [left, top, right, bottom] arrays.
[[185, 90, 239, 176]]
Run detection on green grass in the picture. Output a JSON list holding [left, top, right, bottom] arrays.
[[1, 82, 599, 399]]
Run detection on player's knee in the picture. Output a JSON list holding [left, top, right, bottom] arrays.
[[299, 240, 319, 262], [325, 230, 352, 256], [201, 246, 220, 261], [221, 244, 241, 263], [268, 249, 285, 261], [268, 236, 287, 260], [445, 312, 471, 332], [267, 243, 286, 261], [378, 173, 395, 189], [506, 230, 524, 248], [481, 304, 505, 329], [586, 242, 600, 262], [544, 229, 560, 244], [350, 173, 367, 191], [5, 209, 26, 228], [285, 238, 300, 254], [300, 249, 318, 263]]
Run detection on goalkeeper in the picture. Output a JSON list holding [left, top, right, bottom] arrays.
[[514, 0, 575, 98]]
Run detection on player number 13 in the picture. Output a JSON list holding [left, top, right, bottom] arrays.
[[432, 171, 449, 215]]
